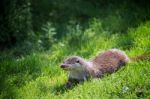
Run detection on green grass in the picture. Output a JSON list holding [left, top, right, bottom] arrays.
[[0, 20, 150, 99]]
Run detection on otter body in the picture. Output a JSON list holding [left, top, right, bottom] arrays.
[[60, 49, 130, 84]]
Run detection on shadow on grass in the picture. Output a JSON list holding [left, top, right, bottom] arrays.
[[52, 82, 82, 95]]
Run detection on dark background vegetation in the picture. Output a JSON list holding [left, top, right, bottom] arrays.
[[0, 0, 150, 55]]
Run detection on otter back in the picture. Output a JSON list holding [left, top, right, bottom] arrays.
[[92, 49, 130, 74]]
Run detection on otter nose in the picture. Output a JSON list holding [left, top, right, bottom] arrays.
[[60, 64, 66, 68]]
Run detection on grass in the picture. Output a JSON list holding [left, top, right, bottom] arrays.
[[0, 20, 150, 99]]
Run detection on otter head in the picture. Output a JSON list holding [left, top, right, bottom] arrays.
[[60, 56, 86, 71]]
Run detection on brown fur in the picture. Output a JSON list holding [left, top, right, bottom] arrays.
[[60, 49, 149, 87], [131, 55, 150, 61], [90, 49, 129, 77]]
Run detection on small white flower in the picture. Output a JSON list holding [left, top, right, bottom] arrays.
[[122, 86, 129, 93]]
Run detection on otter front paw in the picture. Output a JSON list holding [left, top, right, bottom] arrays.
[[65, 81, 73, 88]]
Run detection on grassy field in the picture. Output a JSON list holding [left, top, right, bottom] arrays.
[[0, 20, 150, 99]]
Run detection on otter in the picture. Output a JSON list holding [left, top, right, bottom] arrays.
[[60, 49, 148, 87]]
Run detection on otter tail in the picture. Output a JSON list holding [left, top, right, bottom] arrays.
[[130, 55, 150, 62]]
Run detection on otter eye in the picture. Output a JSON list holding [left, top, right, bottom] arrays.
[[76, 60, 80, 63]]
